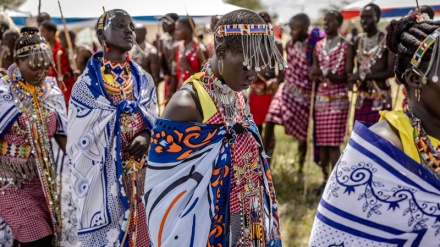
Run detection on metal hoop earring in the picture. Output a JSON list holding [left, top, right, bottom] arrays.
[[218, 58, 224, 75]]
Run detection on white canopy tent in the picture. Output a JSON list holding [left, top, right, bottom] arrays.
[[7, 0, 242, 28]]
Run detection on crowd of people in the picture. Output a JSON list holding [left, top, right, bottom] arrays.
[[0, 2, 438, 247]]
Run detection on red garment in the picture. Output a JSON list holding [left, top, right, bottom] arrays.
[[176, 41, 200, 89], [49, 38, 76, 105], [0, 111, 58, 242], [314, 39, 349, 146], [249, 81, 272, 126], [266, 40, 311, 141]]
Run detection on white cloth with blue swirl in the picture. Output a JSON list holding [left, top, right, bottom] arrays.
[[309, 122, 440, 247], [67, 52, 157, 247]]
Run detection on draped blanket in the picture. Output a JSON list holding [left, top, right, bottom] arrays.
[[144, 118, 282, 247], [0, 75, 71, 246], [309, 122, 440, 247], [67, 52, 157, 246]]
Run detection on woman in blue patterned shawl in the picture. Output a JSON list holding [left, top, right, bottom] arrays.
[[66, 9, 157, 247]]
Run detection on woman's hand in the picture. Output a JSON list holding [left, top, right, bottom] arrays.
[[309, 67, 322, 82], [126, 130, 151, 160]]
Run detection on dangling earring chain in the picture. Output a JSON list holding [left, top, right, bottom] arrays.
[[415, 88, 421, 102]]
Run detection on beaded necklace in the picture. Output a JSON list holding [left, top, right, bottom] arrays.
[[357, 33, 386, 80], [202, 64, 247, 127], [101, 57, 142, 246], [102, 57, 133, 100], [8, 64, 62, 241], [101, 57, 136, 144], [319, 36, 345, 78], [201, 62, 265, 245], [404, 104, 440, 179]]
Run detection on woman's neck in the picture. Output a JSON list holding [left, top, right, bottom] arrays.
[[411, 101, 440, 141], [184, 36, 193, 46], [326, 32, 338, 40], [103, 50, 127, 63]]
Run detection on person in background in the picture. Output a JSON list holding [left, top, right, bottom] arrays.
[[157, 13, 179, 104], [264, 13, 324, 173], [58, 30, 93, 75], [309, 11, 352, 194], [40, 21, 75, 105], [167, 17, 207, 100], [0, 30, 19, 73], [409, 5, 435, 20], [348, 4, 395, 125], [131, 23, 160, 86], [36, 12, 51, 27], [309, 13, 440, 246]]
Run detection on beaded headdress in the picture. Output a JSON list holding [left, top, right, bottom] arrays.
[[14, 29, 54, 68], [214, 24, 287, 71], [410, 26, 440, 83]]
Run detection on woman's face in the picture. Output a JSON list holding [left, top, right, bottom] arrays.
[[175, 21, 191, 41], [217, 50, 259, 92], [323, 13, 341, 35], [102, 11, 135, 52], [17, 56, 50, 86]]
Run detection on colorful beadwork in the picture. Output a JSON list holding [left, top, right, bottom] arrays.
[[411, 27, 440, 68], [215, 24, 273, 38], [404, 104, 440, 178]]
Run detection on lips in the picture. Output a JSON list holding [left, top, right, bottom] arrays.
[[124, 37, 134, 43]]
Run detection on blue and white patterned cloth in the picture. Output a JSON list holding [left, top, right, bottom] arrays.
[[309, 122, 440, 247], [67, 51, 157, 247]]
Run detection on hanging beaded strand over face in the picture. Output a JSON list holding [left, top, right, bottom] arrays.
[[214, 24, 287, 72]]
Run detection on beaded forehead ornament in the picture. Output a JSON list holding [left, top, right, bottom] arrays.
[[14, 31, 54, 68], [214, 24, 287, 71]]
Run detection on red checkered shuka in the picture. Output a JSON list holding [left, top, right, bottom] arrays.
[[205, 93, 265, 245], [0, 112, 58, 242], [266, 40, 311, 141], [314, 39, 349, 146]]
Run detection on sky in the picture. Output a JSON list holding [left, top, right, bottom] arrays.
[[261, 0, 352, 23]]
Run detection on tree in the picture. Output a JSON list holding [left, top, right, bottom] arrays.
[[0, 0, 26, 10], [226, 0, 262, 11]]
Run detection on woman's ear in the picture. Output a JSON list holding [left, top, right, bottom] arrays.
[[404, 69, 424, 89], [97, 30, 105, 45], [215, 44, 227, 59]]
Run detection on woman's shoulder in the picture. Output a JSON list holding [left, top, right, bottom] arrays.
[[161, 84, 203, 123], [369, 119, 403, 151]]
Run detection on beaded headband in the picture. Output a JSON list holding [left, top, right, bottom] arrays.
[[411, 27, 440, 68], [214, 24, 287, 71], [14, 38, 54, 70]]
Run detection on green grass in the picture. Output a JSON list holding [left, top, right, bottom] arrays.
[[270, 125, 323, 247]]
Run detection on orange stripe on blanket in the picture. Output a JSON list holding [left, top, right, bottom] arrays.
[[158, 190, 187, 247]]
